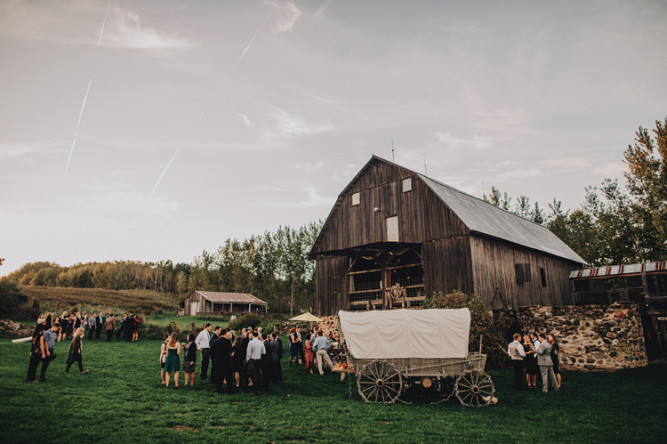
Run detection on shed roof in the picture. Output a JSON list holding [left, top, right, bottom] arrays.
[[569, 261, 667, 279], [194, 291, 267, 305], [418, 174, 586, 264]]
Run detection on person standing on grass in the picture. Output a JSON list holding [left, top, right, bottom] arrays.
[[196, 323, 212, 381], [183, 333, 197, 388], [246, 331, 265, 394], [240, 329, 251, 390], [523, 334, 538, 389], [288, 328, 297, 366], [270, 332, 283, 382], [65, 327, 88, 374], [164, 332, 181, 388], [211, 328, 234, 394], [304, 333, 315, 374], [27, 324, 47, 383], [106, 313, 116, 342], [95, 312, 103, 339], [295, 327, 305, 365], [312, 330, 335, 376], [536, 333, 559, 393], [160, 334, 169, 384], [260, 334, 272, 392], [507, 333, 525, 390], [87, 313, 96, 340], [231, 336, 243, 389], [548, 333, 562, 389], [209, 326, 222, 385], [40, 322, 60, 381]]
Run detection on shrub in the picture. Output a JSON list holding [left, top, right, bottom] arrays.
[[422, 290, 506, 369], [0, 279, 28, 318], [227, 313, 262, 331]]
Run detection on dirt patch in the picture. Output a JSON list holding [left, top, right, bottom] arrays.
[[169, 425, 201, 432]]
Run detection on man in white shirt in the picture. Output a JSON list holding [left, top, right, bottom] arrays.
[[195, 323, 212, 381], [245, 331, 265, 394], [507, 333, 526, 390]]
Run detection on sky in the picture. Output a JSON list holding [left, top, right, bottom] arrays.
[[1, 0, 666, 275]]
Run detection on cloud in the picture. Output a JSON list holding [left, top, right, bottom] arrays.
[[288, 161, 325, 170], [267, 0, 301, 33], [233, 111, 252, 128], [101, 8, 197, 49], [265, 187, 333, 208], [268, 106, 334, 136], [0, 142, 64, 159], [91, 191, 179, 216], [434, 132, 493, 150]]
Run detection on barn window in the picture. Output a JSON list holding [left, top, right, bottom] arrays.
[[352, 192, 360, 206], [540, 268, 547, 287], [402, 178, 412, 192], [515, 263, 531, 285], [386, 216, 399, 242]]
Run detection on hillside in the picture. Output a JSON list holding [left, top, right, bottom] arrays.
[[22, 286, 181, 314]]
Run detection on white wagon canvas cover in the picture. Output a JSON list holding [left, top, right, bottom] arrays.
[[338, 308, 471, 360]]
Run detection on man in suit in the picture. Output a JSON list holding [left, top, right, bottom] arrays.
[[240, 329, 251, 390], [195, 323, 212, 381], [507, 333, 525, 390], [209, 326, 222, 385], [210, 329, 234, 394], [536, 333, 559, 393], [270, 332, 283, 382], [95, 313, 104, 339]]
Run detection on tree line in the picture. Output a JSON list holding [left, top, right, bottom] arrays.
[[5, 222, 323, 313], [484, 117, 667, 266]]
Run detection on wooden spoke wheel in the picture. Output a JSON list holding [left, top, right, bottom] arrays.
[[357, 361, 403, 404], [455, 369, 495, 406]]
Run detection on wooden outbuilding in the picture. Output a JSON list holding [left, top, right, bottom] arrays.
[[180, 291, 268, 315], [309, 156, 586, 315]]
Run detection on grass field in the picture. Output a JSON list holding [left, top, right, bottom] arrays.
[[1, 336, 665, 444]]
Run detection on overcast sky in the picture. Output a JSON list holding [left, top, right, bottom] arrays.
[[1, 0, 666, 275]]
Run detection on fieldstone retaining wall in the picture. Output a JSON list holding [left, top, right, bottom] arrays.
[[500, 302, 647, 371], [0, 319, 34, 337]]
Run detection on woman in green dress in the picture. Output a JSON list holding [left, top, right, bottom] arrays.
[[164, 332, 181, 388]]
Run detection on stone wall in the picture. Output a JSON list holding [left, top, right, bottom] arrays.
[[0, 319, 34, 338], [501, 302, 648, 371]]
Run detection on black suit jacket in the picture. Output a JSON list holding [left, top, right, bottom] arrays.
[[210, 337, 232, 366]]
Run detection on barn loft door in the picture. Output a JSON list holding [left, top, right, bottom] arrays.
[[347, 246, 424, 311], [386, 216, 399, 242]]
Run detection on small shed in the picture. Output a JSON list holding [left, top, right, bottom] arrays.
[[180, 291, 268, 315]]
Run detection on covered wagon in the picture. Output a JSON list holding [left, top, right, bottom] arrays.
[[338, 308, 494, 406]]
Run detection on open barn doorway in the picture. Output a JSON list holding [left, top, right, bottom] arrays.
[[347, 245, 425, 311]]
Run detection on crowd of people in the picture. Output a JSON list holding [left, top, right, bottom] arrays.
[[507, 332, 561, 393], [158, 324, 340, 394], [26, 311, 143, 383]]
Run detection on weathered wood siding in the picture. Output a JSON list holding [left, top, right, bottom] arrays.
[[315, 256, 349, 316], [312, 160, 468, 254], [182, 292, 202, 316], [422, 236, 475, 296], [469, 235, 578, 308]]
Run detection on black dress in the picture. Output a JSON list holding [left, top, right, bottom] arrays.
[[523, 343, 539, 375], [231, 345, 243, 373], [551, 342, 560, 374]]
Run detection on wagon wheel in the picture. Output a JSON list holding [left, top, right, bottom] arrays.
[[455, 369, 495, 406], [357, 361, 403, 404]]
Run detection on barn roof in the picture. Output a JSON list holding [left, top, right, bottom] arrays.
[[194, 291, 267, 305], [311, 155, 585, 264], [418, 174, 586, 264]]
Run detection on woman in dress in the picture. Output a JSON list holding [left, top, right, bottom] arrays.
[[164, 332, 181, 388], [231, 336, 243, 388], [523, 334, 538, 389], [548, 333, 562, 389], [65, 327, 88, 374], [304, 333, 314, 374], [288, 328, 297, 366], [183, 333, 197, 387], [159, 334, 169, 385], [27, 324, 47, 383]]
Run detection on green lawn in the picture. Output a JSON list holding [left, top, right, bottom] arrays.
[[1, 337, 665, 444]]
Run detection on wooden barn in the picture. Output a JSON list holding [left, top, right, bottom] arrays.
[[180, 291, 268, 315], [309, 156, 586, 316]]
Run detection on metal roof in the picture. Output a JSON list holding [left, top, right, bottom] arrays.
[[195, 291, 267, 305], [569, 261, 667, 279], [418, 174, 586, 264]]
